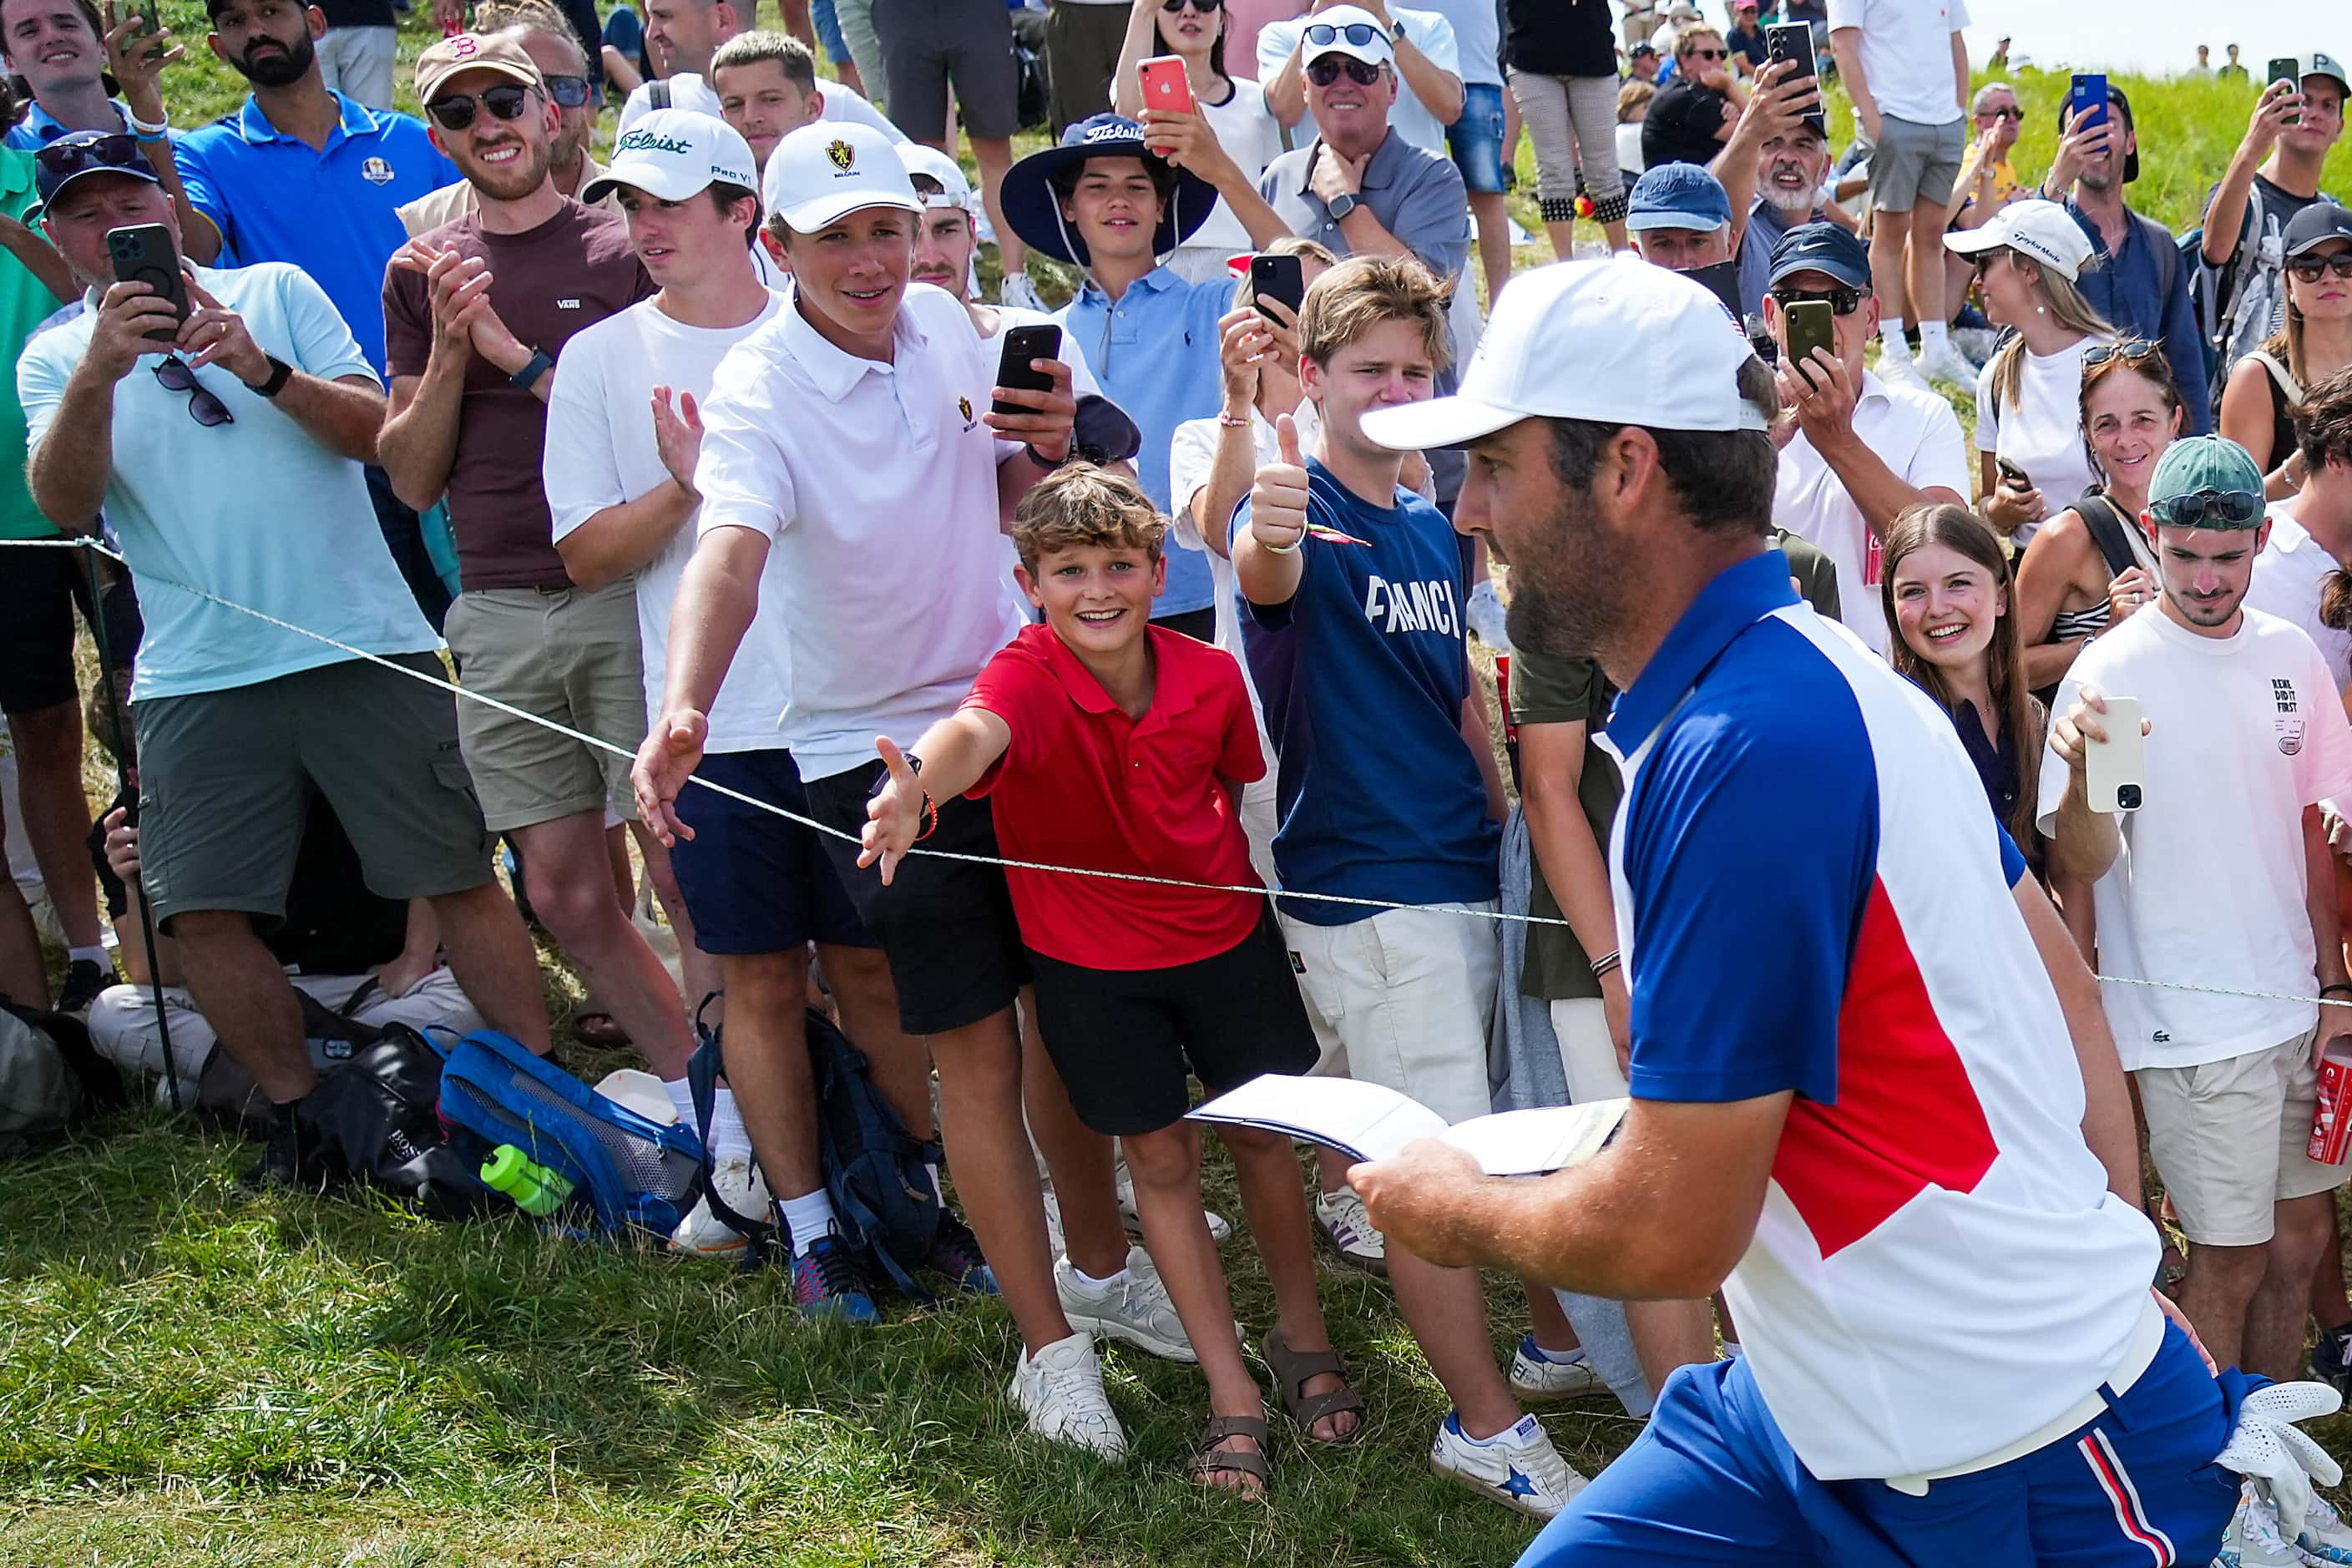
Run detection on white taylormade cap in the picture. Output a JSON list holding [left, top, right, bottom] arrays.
[[762, 119, 920, 233], [1941, 197, 2095, 283], [583, 109, 757, 206], [898, 143, 978, 212], [1361, 256, 1770, 453]]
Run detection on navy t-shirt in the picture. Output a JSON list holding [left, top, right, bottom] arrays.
[[1236, 459, 1500, 923]]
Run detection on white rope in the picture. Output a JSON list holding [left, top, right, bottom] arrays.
[[23, 533, 2352, 1010]]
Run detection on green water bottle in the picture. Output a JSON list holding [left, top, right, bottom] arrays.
[[479, 1144, 573, 1216]]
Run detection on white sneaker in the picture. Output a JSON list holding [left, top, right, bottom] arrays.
[[1314, 1186, 1387, 1275], [1429, 1412, 1589, 1520], [1006, 1330, 1128, 1460], [1874, 348, 1929, 389], [2219, 1486, 2309, 1567], [667, 1153, 772, 1256], [999, 272, 1044, 311], [1055, 1247, 1197, 1362], [1466, 578, 1513, 651], [2299, 1493, 2352, 1564], [1917, 339, 1980, 388], [1113, 1168, 1231, 1247], [1508, 1335, 1607, 1400]]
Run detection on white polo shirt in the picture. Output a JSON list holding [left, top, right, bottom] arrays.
[[617, 71, 908, 144], [2247, 502, 2352, 694], [1773, 370, 1970, 656], [693, 281, 1026, 780]]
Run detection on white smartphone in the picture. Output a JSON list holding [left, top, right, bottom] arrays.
[[2085, 695, 2145, 813]]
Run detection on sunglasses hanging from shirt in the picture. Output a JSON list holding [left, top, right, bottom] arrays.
[[153, 356, 234, 428], [424, 83, 538, 133]]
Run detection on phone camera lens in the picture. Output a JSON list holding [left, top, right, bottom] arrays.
[[2116, 784, 2142, 812]]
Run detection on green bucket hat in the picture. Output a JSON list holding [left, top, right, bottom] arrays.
[[2147, 436, 2267, 530]]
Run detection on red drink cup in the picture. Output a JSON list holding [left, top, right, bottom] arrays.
[[2309, 1037, 2352, 1165]]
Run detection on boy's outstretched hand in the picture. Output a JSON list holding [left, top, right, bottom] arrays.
[[859, 735, 929, 885]]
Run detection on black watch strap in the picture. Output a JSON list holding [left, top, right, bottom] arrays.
[[250, 354, 293, 399]]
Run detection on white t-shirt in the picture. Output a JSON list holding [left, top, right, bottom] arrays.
[[1414, 0, 1501, 86], [1773, 371, 1971, 656], [693, 283, 1027, 779], [1258, 8, 1462, 157], [544, 291, 790, 754], [618, 71, 907, 143], [1823, 0, 1968, 126], [1179, 76, 1288, 261], [2036, 604, 2352, 1070], [1974, 337, 2101, 549], [1616, 119, 1646, 178], [2248, 503, 2352, 693]]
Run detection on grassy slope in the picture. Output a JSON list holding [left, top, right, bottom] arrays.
[[11, 31, 2352, 1566]]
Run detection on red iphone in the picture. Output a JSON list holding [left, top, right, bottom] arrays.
[[1140, 56, 1194, 116]]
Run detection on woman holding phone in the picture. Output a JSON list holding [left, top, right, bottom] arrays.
[[2221, 203, 2352, 498], [1944, 200, 2116, 549], [1112, 0, 1284, 284]]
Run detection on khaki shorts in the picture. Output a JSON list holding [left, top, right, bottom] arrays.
[[1281, 903, 1500, 1125], [443, 582, 647, 833], [2135, 1029, 2346, 1247]]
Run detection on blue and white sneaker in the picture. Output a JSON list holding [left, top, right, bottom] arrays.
[[1509, 1335, 1606, 1400], [792, 1233, 879, 1323], [2298, 1494, 2352, 1564], [1429, 1411, 1587, 1520], [2217, 1487, 2309, 1567]]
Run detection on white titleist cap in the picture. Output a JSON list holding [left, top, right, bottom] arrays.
[[762, 119, 919, 233], [1361, 256, 1770, 453], [583, 109, 757, 207], [1940, 198, 2095, 283]]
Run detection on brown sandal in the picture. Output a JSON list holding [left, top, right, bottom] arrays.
[[1261, 1328, 1365, 1444], [1190, 1413, 1272, 1494]]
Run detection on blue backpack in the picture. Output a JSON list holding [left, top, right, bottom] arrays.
[[688, 999, 943, 1297], [437, 1029, 706, 1238]]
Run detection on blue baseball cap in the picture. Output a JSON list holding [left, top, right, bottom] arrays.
[[1768, 220, 1872, 291], [1626, 162, 1731, 234], [29, 129, 159, 221]]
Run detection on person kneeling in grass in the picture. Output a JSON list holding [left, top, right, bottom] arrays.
[[859, 464, 1363, 1495]]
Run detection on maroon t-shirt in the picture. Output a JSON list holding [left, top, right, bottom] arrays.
[[382, 200, 651, 590]]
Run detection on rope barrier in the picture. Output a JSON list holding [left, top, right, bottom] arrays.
[[15, 534, 2352, 1011]]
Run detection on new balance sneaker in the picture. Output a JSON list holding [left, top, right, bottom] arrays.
[[1509, 1335, 1607, 1400], [667, 1154, 771, 1256], [56, 957, 110, 1015], [2299, 1494, 2352, 1565], [1055, 1247, 1196, 1362], [1006, 1330, 1127, 1460], [1112, 1169, 1231, 1246], [924, 1210, 999, 1296], [1314, 1186, 1387, 1275], [792, 1233, 880, 1323], [1429, 1412, 1589, 1520], [2311, 1323, 2352, 1395], [1917, 338, 1980, 388]]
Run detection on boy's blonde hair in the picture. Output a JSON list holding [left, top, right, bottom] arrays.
[[1010, 463, 1169, 573], [1297, 252, 1454, 373]]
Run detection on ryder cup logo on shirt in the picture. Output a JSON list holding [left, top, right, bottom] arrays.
[[361, 155, 393, 185]]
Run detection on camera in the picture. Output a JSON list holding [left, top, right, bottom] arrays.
[[2115, 783, 2143, 812]]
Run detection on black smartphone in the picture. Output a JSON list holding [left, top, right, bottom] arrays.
[[106, 223, 187, 343], [2069, 72, 2109, 131], [1784, 299, 1835, 388], [2269, 58, 2304, 125], [1764, 24, 1823, 135], [990, 323, 1060, 417], [1250, 252, 1304, 324], [135, 0, 165, 58], [1995, 456, 2031, 488]]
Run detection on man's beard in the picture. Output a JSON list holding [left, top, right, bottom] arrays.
[[1501, 478, 1637, 665], [2076, 159, 2117, 195], [1764, 172, 1818, 216], [232, 29, 315, 88], [467, 138, 550, 201]]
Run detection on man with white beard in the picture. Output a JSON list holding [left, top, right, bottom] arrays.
[[1716, 58, 1830, 320]]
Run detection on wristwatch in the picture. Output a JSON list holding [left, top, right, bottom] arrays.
[[245, 354, 292, 399], [1388, 17, 1407, 42], [1326, 191, 1360, 223], [510, 349, 554, 389]]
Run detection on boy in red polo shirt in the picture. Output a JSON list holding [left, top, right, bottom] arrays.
[[860, 464, 1361, 1495]]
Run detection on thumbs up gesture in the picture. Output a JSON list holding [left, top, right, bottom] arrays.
[[1249, 413, 1312, 554]]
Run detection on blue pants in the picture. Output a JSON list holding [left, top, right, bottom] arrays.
[[1518, 1326, 2250, 1567]]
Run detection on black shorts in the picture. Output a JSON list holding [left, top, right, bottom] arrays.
[[873, 0, 1020, 141], [0, 539, 94, 715], [805, 756, 1028, 1036], [1025, 910, 1317, 1136], [669, 749, 875, 956]]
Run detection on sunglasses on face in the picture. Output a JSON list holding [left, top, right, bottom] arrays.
[[423, 83, 537, 133], [1975, 106, 2022, 122], [1304, 20, 1380, 47], [2289, 250, 2352, 283], [2083, 336, 2164, 370], [2148, 487, 2263, 529], [1970, 246, 2011, 276], [154, 356, 233, 428], [1687, 47, 1727, 60], [33, 132, 141, 180], [1161, 0, 1221, 12], [542, 73, 592, 108], [1307, 56, 1383, 87], [1772, 285, 1863, 316]]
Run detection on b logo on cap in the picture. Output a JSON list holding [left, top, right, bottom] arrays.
[[827, 139, 855, 173], [450, 33, 477, 57]]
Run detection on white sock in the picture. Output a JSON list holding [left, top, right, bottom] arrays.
[[1919, 318, 1950, 349], [660, 1076, 694, 1127], [778, 1187, 837, 1257], [1462, 1414, 1542, 1447], [1072, 1261, 1129, 1289], [707, 1086, 750, 1162], [1879, 318, 1911, 356], [68, 945, 109, 968]]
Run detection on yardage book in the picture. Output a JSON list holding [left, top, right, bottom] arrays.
[[1186, 1076, 1629, 1176]]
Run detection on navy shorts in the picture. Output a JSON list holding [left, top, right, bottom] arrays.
[[668, 749, 876, 956], [1448, 81, 1510, 196], [1516, 1323, 2247, 1568]]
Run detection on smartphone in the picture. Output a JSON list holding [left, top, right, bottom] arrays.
[[2084, 695, 2145, 814], [1784, 299, 1835, 389], [1250, 252, 1304, 325], [1995, 456, 2031, 488], [1764, 23, 1824, 135], [990, 323, 1061, 417], [135, 0, 165, 58], [1138, 55, 1194, 117], [2069, 72, 2109, 132], [106, 223, 187, 343], [2269, 58, 2304, 126]]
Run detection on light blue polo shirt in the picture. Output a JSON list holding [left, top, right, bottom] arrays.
[[3, 97, 182, 149], [17, 262, 438, 701], [175, 94, 458, 372], [1054, 265, 1231, 620]]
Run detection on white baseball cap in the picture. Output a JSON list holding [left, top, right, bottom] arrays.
[[1361, 256, 1769, 453], [1299, 5, 1395, 68], [1941, 197, 2095, 282], [898, 143, 977, 213], [761, 119, 920, 234], [582, 109, 757, 207]]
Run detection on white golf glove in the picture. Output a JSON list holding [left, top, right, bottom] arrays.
[[2214, 1382, 2344, 1533]]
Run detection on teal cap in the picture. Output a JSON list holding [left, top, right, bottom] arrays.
[[2147, 436, 2267, 530]]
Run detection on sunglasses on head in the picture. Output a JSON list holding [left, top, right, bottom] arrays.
[[1161, 0, 1222, 11], [34, 132, 142, 180], [1772, 285, 1863, 316], [1307, 55, 1384, 87], [1304, 20, 1381, 47], [2148, 487, 2263, 529], [153, 356, 233, 429], [424, 83, 537, 133], [2289, 249, 2352, 283], [542, 73, 592, 108], [2083, 336, 2164, 370]]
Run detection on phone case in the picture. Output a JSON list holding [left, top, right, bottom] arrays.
[[2070, 75, 2108, 128], [2084, 696, 2145, 814], [1139, 57, 1193, 115]]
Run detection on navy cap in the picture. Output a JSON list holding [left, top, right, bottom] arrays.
[[1627, 161, 1732, 234], [999, 113, 1217, 267], [2284, 200, 2352, 259], [1768, 220, 1872, 291], [30, 129, 159, 219]]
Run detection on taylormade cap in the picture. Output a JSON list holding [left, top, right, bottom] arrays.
[[416, 31, 542, 105], [1361, 256, 1769, 453], [762, 120, 919, 234], [2147, 436, 2267, 529], [1300, 6, 1394, 68], [583, 109, 756, 207], [1940, 197, 2096, 282], [1627, 161, 1732, 233], [898, 143, 978, 212]]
